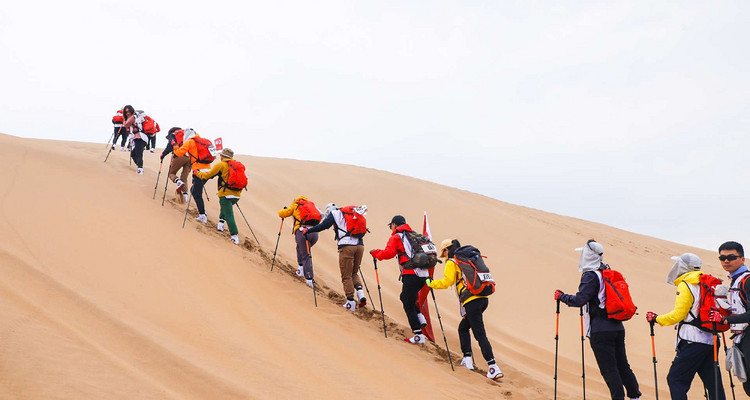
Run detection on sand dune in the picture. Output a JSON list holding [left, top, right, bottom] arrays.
[[0, 133, 734, 399]]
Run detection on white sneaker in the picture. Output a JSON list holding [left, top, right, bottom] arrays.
[[230, 235, 239, 245], [174, 179, 184, 190], [342, 300, 356, 311], [295, 266, 304, 277], [149, 149, 155, 153], [196, 214, 207, 223], [217, 220, 225, 232], [486, 364, 503, 379], [356, 289, 366, 304], [406, 333, 426, 344], [120, 146, 126, 151], [417, 313, 427, 327], [306, 279, 314, 288], [111, 145, 115, 150], [182, 192, 189, 203], [461, 356, 474, 370], [136, 168, 143, 175]]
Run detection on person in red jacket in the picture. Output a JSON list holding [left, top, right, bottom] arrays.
[[370, 215, 429, 344]]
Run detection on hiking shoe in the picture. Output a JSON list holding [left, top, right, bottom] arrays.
[[149, 149, 155, 153], [217, 219, 225, 232], [417, 313, 427, 327], [461, 356, 474, 370], [174, 179, 184, 190], [230, 235, 239, 245], [120, 146, 126, 151], [486, 364, 503, 379], [306, 279, 314, 288], [136, 168, 143, 175], [356, 289, 366, 306], [342, 300, 356, 311], [182, 192, 189, 203], [196, 214, 207, 223], [111, 145, 116, 150], [295, 266, 304, 277], [405, 333, 426, 344]]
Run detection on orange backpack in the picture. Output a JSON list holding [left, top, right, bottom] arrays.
[[599, 268, 637, 321], [223, 160, 247, 191], [296, 199, 321, 226], [690, 273, 731, 332], [340, 206, 367, 238]]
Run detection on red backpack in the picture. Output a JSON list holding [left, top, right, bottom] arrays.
[[193, 137, 216, 164], [453, 245, 495, 303], [339, 206, 367, 238], [112, 110, 124, 124], [296, 199, 321, 226], [690, 273, 731, 332], [223, 160, 247, 191], [598, 268, 637, 321], [141, 116, 160, 135]]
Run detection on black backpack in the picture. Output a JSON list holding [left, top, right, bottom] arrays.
[[453, 245, 495, 302], [402, 231, 438, 269]]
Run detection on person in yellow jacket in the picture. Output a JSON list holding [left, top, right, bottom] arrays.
[[174, 129, 213, 223], [277, 196, 320, 287], [426, 239, 503, 380], [195, 148, 241, 245], [645, 253, 727, 400]]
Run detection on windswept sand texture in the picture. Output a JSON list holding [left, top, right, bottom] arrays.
[[0, 133, 733, 399]]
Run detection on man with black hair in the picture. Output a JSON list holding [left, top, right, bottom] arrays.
[[711, 241, 750, 396], [370, 215, 430, 344], [555, 239, 641, 400]]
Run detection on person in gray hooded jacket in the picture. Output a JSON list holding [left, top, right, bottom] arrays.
[[554, 239, 641, 400]]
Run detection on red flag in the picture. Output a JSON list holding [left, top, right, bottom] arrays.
[[214, 137, 223, 151], [417, 211, 435, 342]]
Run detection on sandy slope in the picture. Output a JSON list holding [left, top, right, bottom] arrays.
[[0, 133, 735, 399]]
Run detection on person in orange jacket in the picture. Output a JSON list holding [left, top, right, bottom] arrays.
[[173, 129, 214, 223]]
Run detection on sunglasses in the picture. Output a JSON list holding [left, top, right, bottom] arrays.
[[719, 254, 741, 262]]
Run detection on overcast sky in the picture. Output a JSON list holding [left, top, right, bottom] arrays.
[[1, 1, 748, 250]]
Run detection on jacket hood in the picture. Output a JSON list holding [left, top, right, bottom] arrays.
[[395, 224, 413, 234], [294, 195, 308, 203], [576, 239, 604, 273], [673, 270, 703, 286]]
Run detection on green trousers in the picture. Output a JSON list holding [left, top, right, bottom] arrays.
[[219, 197, 240, 235]]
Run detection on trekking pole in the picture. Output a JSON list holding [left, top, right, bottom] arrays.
[[580, 307, 586, 400], [270, 218, 284, 271], [181, 189, 193, 228], [649, 321, 659, 400], [305, 240, 317, 307], [554, 299, 560, 400], [161, 155, 173, 206], [721, 331, 737, 400], [152, 159, 164, 199], [104, 143, 114, 163], [104, 128, 120, 163], [235, 203, 260, 245], [358, 268, 376, 311], [373, 257, 387, 338], [430, 287, 454, 371], [204, 186, 210, 202], [105, 131, 115, 149], [713, 325, 720, 400]]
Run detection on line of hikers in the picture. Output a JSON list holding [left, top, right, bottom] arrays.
[[555, 239, 750, 400], [107, 108, 750, 395]]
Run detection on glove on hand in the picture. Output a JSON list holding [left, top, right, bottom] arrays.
[[425, 278, 432, 287], [708, 310, 724, 323], [554, 290, 563, 301], [301, 228, 308, 236], [646, 311, 658, 323], [160, 154, 166, 161]]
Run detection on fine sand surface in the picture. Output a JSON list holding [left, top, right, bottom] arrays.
[[0, 133, 734, 399]]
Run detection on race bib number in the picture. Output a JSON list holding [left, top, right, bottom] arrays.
[[478, 272, 494, 282], [421, 243, 437, 254]]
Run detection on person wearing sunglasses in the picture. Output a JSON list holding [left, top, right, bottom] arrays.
[[710, 241, 750, 396]]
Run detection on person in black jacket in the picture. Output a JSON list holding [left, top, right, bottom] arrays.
[[159, 127, 190, 203], [554, 239, 641, 400], [712, 241, 750, 395]]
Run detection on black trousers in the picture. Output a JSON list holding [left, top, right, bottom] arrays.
[[458, 297, 495, 363], [129, 138, 147, 168], [589, 330, 641, 400], [739, 334, 750, 396], [113, 127, 127, 147], [191, 175, 207, 214], [400, 274, 425, 332], [666, 339, 725, 400], [147, 134, 156, 150]]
